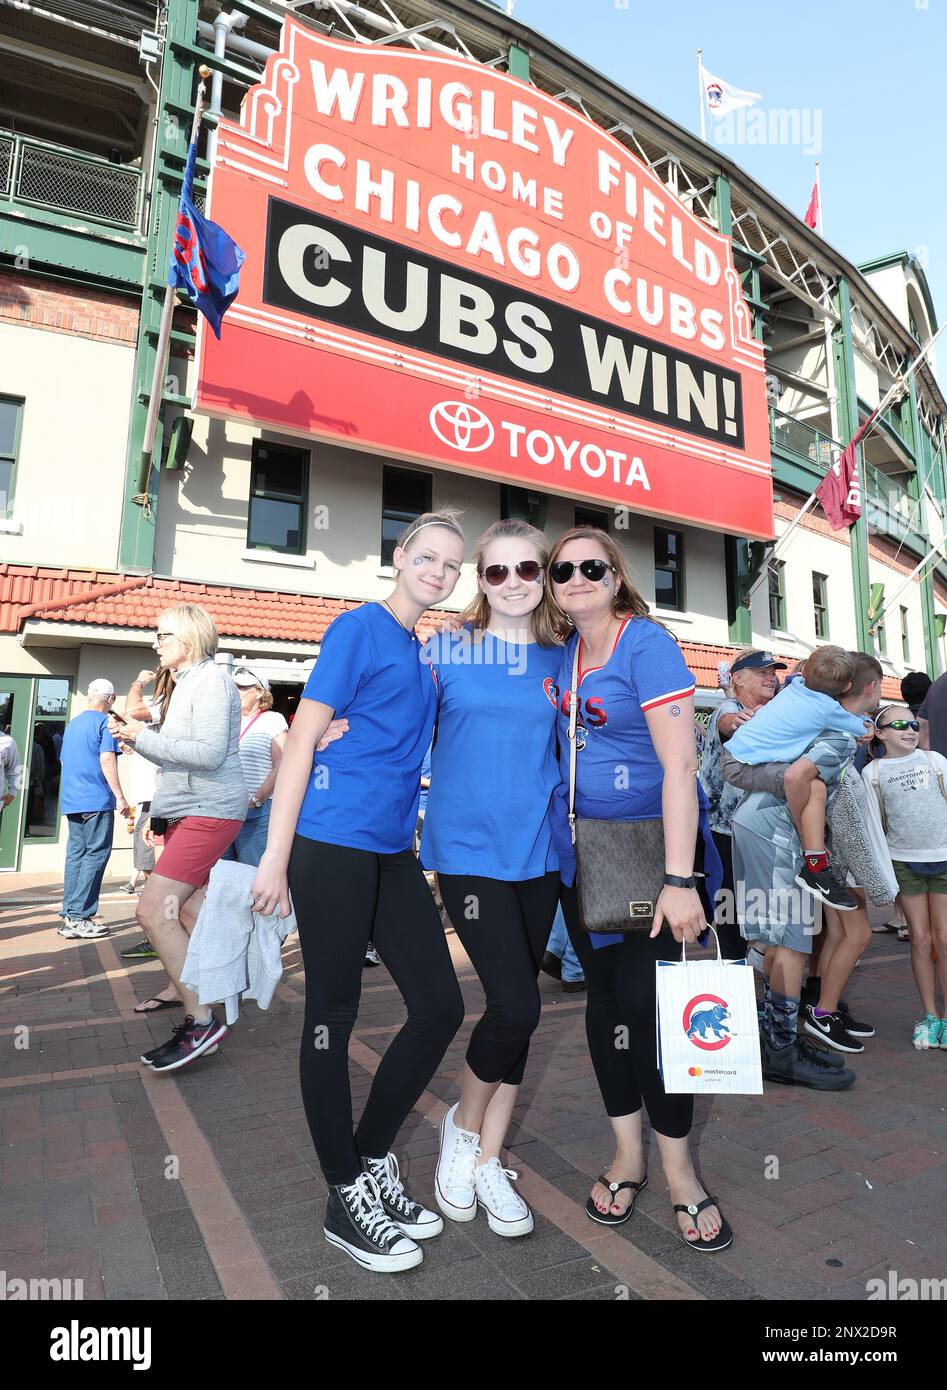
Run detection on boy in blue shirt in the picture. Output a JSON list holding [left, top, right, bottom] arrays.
[[721, 645, 875, 910]]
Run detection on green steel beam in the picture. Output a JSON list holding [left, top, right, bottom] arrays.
[[119, 0, 202, 571], [906, 368, 940, 675], [833, 276, 872, 652], [714, 174, 732, 236], [508, 44, 530, 80], [0, 208, 145, 289]]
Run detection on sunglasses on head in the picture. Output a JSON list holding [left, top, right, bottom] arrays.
[[482, 560, 543, 586], [877, 719, 920, 732], [549, 559, 616, 584]]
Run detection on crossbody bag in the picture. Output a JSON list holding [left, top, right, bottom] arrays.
[[567, 641, 666, 933]]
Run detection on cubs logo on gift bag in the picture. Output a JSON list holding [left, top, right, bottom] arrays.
[[656, 929, 763, 1094]]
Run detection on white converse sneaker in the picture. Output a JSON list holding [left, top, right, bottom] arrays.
[[435, 1102, 480, 1222], [360, 1152, 443, 1240], [475, 1156, 534, 1237]]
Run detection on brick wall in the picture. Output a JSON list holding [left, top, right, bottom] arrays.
[[0, 273, 138, 345]]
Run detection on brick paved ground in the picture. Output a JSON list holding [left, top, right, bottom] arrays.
[[2, 877, 945, 1302]]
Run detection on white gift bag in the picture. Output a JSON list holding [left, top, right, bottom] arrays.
[[656, 930, 763, 1095]]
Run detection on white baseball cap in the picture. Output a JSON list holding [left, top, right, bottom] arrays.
[[234, 666, 270, 691], [87, 679, 115, 698]]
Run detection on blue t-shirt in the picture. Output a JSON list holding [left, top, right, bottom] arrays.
[[420, 629, 561, 881], [295, 604, 437, 853], [726, 680, 869, 766], [60, 710, 119, 814], [554, 618, 697, 822]]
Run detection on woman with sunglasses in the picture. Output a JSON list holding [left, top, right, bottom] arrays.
[[546, 527, 728, 1251], [864, 704, 947, 1050], [429, 519, 563, 1238], [250, 510, 467, 1275]]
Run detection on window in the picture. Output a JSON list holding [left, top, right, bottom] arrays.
[[247, 441, 308, 555], [654, 527, 685, 610], [812, 572, 829, 639], [0, 396, 23, 518], [575, 504, 609, 531], [381, 466, 431, 566], [901, 606, 910, 662], [500, 485, 547, 529], [768, 560, 786, 631]]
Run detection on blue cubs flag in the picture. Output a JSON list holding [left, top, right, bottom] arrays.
[[168, 138, 244, 337]]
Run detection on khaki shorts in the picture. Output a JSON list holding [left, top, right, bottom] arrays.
[[720, 747, 789, 797], [893, 859, 947, 896]]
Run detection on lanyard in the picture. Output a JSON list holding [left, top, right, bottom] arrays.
[[239, 710, 265, 742]]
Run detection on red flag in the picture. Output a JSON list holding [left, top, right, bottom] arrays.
[[804, 179, 819, 230], [815, 410, 879, 529]]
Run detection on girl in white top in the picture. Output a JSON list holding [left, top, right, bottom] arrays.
[[864, 703, 947, 1050]]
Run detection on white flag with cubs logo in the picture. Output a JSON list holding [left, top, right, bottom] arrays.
[[656, 933, 762, 1094]]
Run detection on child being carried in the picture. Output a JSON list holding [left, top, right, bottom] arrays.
[[720, 645, 874, 911]]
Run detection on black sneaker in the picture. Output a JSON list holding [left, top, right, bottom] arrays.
[[763, 1036, 855, 1090], [795, 866, 858, 911], [121, 938, 158, 960], [838, 999, 874, 1038], [363, 945, 382, 968], [360, 1153, 443, 1240], [144, 1015, 227, 1073], [324, 1173, 423, 1272], [802, 1003, 864, 1054]]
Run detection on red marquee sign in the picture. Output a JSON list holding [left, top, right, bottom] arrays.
[[196, 20, 773, 538]]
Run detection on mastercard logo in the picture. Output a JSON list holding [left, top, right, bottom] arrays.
[[688, 1067, 702, 1077]]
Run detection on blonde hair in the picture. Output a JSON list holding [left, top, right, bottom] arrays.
[[397, 507, 465, 554], [157, 604, 218, 664], [546, 526, 651, 628], [461, 519, 561, 648], [258, 689, 274, 712]]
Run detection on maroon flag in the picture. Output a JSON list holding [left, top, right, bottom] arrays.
[[815, 411, 878, 529], [804, 179, 819, 230]]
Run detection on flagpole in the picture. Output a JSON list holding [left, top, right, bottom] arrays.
[[869, 533, 947, 632], [743, 344, 945, 607], [135, 65, 211, 504], [697, 50, 706, 141]]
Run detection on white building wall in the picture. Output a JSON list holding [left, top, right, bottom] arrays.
[[0, 322, 133, 569]]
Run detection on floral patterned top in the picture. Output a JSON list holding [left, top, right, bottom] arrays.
[[697, 698, 746, 836]]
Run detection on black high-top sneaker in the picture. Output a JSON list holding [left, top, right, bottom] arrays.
[[323, 1173, 423, 1272], [360, 1152, 443, 1240]]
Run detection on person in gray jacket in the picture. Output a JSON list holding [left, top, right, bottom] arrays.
[[109, 603, 246, 1073]]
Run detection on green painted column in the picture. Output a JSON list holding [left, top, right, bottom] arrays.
[[508, 44, 530, 80], [118, 0, 201, 572], [715, 174, 751, 643], [833, 277, 872, 652], [906, 369, 939, 675]]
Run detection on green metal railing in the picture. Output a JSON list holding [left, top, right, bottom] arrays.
[[769, 408, 835, 472], [0, 130, 142, 231]]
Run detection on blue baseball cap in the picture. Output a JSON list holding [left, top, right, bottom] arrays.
[[729, 651, 788, 676]]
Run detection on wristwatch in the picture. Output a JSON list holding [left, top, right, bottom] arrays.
[[663, 873, 698, 889], [249, 796, 263, 809]]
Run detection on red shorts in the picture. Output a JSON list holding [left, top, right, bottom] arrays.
[[157, 816, 242, 888]]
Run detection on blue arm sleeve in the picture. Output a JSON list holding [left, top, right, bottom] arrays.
[[303, 614, 368, 715]]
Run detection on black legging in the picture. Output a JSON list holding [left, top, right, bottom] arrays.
[[289, 836, 465, 1186], [712, 831, 748, 961], [560, 883, 693, 1139], [438, 871, 561, 1086]]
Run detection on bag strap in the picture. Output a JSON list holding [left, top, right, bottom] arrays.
[[567, 640, 580, 846], [921, 750, 947, 805], [869, 760, 889, 836], [239, 710, 265, 742]]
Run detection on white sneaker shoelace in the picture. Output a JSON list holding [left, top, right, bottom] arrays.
[[475, 1155, 528, 1217], [340, 1173, 405, 1244], [444, 1123, 479, 1187], [365, 1153, 415, 1217]]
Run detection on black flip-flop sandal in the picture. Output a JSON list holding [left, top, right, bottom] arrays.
[[585, 1173, 648, 1226], [134, 997, 183, 1013], [674, 1195, 733, 1252]]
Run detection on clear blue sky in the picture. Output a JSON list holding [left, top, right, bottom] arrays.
[[501, 0, 945, 384]]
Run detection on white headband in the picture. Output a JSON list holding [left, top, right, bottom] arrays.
[[402, 519, 462, 542]]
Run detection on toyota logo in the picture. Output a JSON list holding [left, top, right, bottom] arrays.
[[429, 401, 495, 453]]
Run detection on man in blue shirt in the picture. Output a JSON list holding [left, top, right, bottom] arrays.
[[58, 679, 128, 940]]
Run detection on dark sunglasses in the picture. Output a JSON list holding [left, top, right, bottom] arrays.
[[877, 719, 920, 732], [482, 561, 543, 586], [549, 559, 616, 584]]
